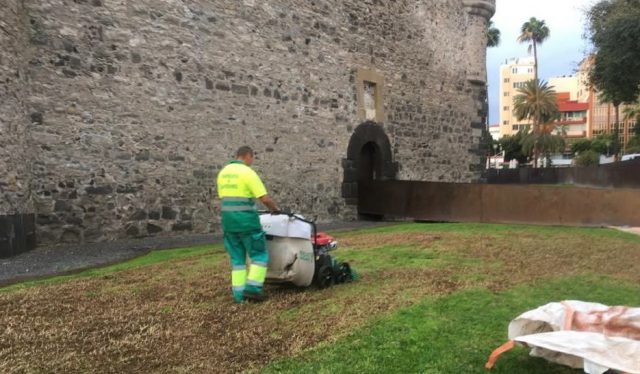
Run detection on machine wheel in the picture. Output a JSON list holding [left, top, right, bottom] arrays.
[[316, 265, 335, 289], [335, 262, 353, 284]]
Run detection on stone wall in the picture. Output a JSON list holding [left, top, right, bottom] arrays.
[[3, 0, 494, 246], [1, 0, 32, 215], [0, 1, 37, 256]]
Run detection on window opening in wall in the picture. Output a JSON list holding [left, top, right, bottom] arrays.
[[363, 81, 377, 121]]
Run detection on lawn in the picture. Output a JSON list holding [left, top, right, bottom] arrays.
[[1, 223, 639, 373]]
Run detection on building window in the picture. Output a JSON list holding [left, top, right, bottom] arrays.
[[355, 68, 385, 122], [503, 92, 509, 97], [503, 120, 509, 125], [363, 81, 377, 121], [503, 106, 509, 111], [512, 125, 519, 130], [503, 78, 510, 83]]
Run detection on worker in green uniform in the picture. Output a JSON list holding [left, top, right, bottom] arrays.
[[216, 146, 279, 303]]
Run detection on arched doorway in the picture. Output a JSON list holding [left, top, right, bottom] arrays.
[[342, 121, 397, 207], [358, 141, 381, 182]]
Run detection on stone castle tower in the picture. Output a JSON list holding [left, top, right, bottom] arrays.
[[0, 0, 495, 253]]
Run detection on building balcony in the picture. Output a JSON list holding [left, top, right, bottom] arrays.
[[564, 131, 587, 139], [556, 117, 587, 125]]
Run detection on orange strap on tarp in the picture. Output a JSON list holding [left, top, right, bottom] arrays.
[[485, 340, 515, 370]]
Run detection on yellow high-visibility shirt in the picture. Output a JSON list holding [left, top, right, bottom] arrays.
[[217, 160, 267, 199], [216, 160, 267, 232]]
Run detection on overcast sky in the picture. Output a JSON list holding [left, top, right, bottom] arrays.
[[487, 0, 598, 124]]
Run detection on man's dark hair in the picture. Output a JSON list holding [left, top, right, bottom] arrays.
[[236, 146, 254, 158]]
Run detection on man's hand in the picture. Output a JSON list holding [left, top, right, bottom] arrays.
[[258, 195, 279, 214]]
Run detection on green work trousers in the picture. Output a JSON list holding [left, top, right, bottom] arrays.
[[223, 230, 268, 303]]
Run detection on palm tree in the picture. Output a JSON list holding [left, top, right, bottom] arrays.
[[623, 98, 640, 123], [513, 79, 560, 166], [517, 17, 550, 83], [521, 125, 565, 166], [513, 80, 559, 124], [487, 21, 501, 47]]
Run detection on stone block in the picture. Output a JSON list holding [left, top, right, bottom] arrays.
[[147, 223, 163, 234], [172, 221, 193, 231], [231, 84, 249, 95], [129, 209, 147, 221], [85, 186, 113, 195], [162, 207, 177, 220]]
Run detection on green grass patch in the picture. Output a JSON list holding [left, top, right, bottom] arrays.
[[264, 275, 640, 374], [338, 244, 443, 271]]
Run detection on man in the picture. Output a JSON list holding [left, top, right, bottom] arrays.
[[216, 146, 279, 303]]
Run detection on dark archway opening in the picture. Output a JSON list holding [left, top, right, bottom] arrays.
[[342, 122, 397, 218], [358, 141, 382, 183]]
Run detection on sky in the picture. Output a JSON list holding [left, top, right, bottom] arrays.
[[487, 0, 598, 125]]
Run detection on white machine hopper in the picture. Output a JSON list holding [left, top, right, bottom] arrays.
[[260, 214, 315, 287], [260, 214, 312, 239]]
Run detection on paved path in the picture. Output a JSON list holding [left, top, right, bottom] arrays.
[[612, 226, 640, 236], [0, 220, 394, 286]]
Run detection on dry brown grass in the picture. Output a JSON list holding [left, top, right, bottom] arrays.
[[0, 256, 459, 373], [1, 226, 639, 373]]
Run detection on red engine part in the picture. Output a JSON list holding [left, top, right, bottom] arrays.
[[313, 232, 335, 246]]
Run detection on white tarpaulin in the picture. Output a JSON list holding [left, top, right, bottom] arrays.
[[486, 301, 640, 374]]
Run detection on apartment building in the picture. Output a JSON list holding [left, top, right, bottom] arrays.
[[499, 57, 535, 137]]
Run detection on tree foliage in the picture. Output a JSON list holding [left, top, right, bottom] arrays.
[[574, 150, 601, 167], [591, 132, 621, 156], [522, 131, 565, 157], [626, 136, 640, 154], [586, 0, 640, 106], [487, 21, 501, 47], [517, 17, 550, 82], [571, 139, 593, 155], [513, 80, 560, 125], [499, 132, 528, 164], [511, 80, 561, 166], [623, 98, 640, 124]]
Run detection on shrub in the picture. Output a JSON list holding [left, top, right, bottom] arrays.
[[571, 139, 592, 155], [574, 150, 600, 167]]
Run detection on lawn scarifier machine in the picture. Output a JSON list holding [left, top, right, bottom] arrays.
[[259, 212, 354, 288]]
